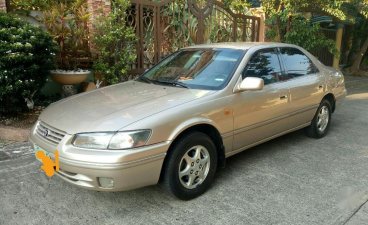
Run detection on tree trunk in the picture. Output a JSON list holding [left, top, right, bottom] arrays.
[[342, 25, 353, 65], [5, 0, 10, 12], [350, 37, 368, 73]]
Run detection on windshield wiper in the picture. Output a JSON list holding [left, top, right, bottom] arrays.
[[152, 80, 189, 89], [137, 76, 153, 84]]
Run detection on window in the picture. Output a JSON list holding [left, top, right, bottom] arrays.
[[242, 49, 282, 85], [141, 48, 245, 90], [279, 47, 318, 80]]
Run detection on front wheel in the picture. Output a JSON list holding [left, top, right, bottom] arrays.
[[305, 99, 332, 138], [161, 132, 217, 200]]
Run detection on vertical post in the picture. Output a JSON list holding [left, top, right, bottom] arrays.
[[251, 19, 256, 41], [196, 14, 205, 44], [333, 24, 343, 69], [155, 6, 160, 64], [135, 2, 142, 73], [233, 20, 238, 42], [242, 20, 247, 41], [255, 18, 260, 42], [139, 4, 144, 70], [249, 7, 265, 42], [258, 13, 265, 42]]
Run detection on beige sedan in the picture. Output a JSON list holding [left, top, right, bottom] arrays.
[[30, 42, 346, 200]]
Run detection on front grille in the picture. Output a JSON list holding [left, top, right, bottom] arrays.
[[35, 121, 66, 145]]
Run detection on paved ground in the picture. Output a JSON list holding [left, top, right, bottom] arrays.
[[1, 75, 368, 225]]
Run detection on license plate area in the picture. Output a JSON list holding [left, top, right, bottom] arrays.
[[34, 144, 51, 161]]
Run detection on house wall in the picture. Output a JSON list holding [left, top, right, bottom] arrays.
[[86, 0, 111, 54], [0, 0, 6, 11], [87, 0, 111, 34]]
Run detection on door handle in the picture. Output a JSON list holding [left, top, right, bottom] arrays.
[[280, 95, 288, 100]]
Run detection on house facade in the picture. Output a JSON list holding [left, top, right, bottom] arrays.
[[0, 0, 6, 11]]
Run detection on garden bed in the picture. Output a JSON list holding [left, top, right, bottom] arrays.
[[0, 110, 40, 129], [0, 107, 43, 141]]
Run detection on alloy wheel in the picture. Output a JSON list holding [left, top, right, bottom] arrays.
[[317, 105, 329, 132], [178, 145, 210, 189]]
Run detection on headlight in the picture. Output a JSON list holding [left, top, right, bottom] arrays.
[[72, 130, 151, 150], [72, 132, 112, 149], [109, 130, 151, 149]]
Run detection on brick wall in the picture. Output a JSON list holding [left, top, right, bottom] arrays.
[[87, 0, 111, 52], [0, 0, 6, 11], [87, 0, 111, 33]]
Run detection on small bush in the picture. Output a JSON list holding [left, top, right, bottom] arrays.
[[0, 12, 56, 114], [92, 0, 136, 85]]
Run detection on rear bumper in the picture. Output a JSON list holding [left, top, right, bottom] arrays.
[[29, 124, 170, 191], [335, 87, 347, 102], [335, 87, 347, 107]]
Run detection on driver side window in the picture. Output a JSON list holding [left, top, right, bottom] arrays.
[[242, 48, 282, 85]]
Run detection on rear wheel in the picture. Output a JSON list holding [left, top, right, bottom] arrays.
[[305, 99, 332, 138], [161, 132, 217, 200]]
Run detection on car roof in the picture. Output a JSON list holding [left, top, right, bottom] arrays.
[[184, 42, 299, 50]]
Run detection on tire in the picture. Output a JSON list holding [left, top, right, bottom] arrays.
[[305, 99, 332, 139], [161, 132, 218, 200]]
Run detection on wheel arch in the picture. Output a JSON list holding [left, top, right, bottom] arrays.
[[159, 122, 226, 182], [323, 93, 336, 112]]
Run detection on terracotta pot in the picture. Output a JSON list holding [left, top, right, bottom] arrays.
[[50, 70, 90, 85]]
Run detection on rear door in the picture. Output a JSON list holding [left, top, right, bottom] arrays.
[[232, 48, 292, 151], [277, 47, 325, 126]]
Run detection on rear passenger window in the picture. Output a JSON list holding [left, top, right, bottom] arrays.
[[242, 49, 281, 85], [279, 48, 318, 80]]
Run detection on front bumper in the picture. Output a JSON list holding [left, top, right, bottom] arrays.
[[29, 124, 170, 191]]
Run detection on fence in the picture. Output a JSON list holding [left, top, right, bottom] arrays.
[[311, 28, 336, 66], [127, 0, 261, 75]]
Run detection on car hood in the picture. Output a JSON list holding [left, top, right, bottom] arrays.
[[39, 81, 214, 134]]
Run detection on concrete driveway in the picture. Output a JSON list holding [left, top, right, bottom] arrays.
[[1, 75, 368, 225]]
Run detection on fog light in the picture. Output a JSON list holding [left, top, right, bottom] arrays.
[[98, 177, 114, 189]]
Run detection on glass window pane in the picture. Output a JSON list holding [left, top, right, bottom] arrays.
[[243, 49, 281, 85], [142, 48, 244, 90], [280, 48, 317, 80]]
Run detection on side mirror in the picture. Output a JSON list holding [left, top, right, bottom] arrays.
[[237, 77, 264, 92]]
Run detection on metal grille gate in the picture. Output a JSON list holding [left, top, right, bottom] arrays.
[[127, 0, 261, 75]]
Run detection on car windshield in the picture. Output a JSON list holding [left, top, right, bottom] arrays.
[[138, 48, 245, 90]]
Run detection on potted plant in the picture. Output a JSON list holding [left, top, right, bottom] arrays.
[[43, 0, 91, 94]]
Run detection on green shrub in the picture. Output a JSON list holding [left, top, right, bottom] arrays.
[[0, 12, 56, 114], [92, 0, 136, 85], [283, 17, 337, 55]]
